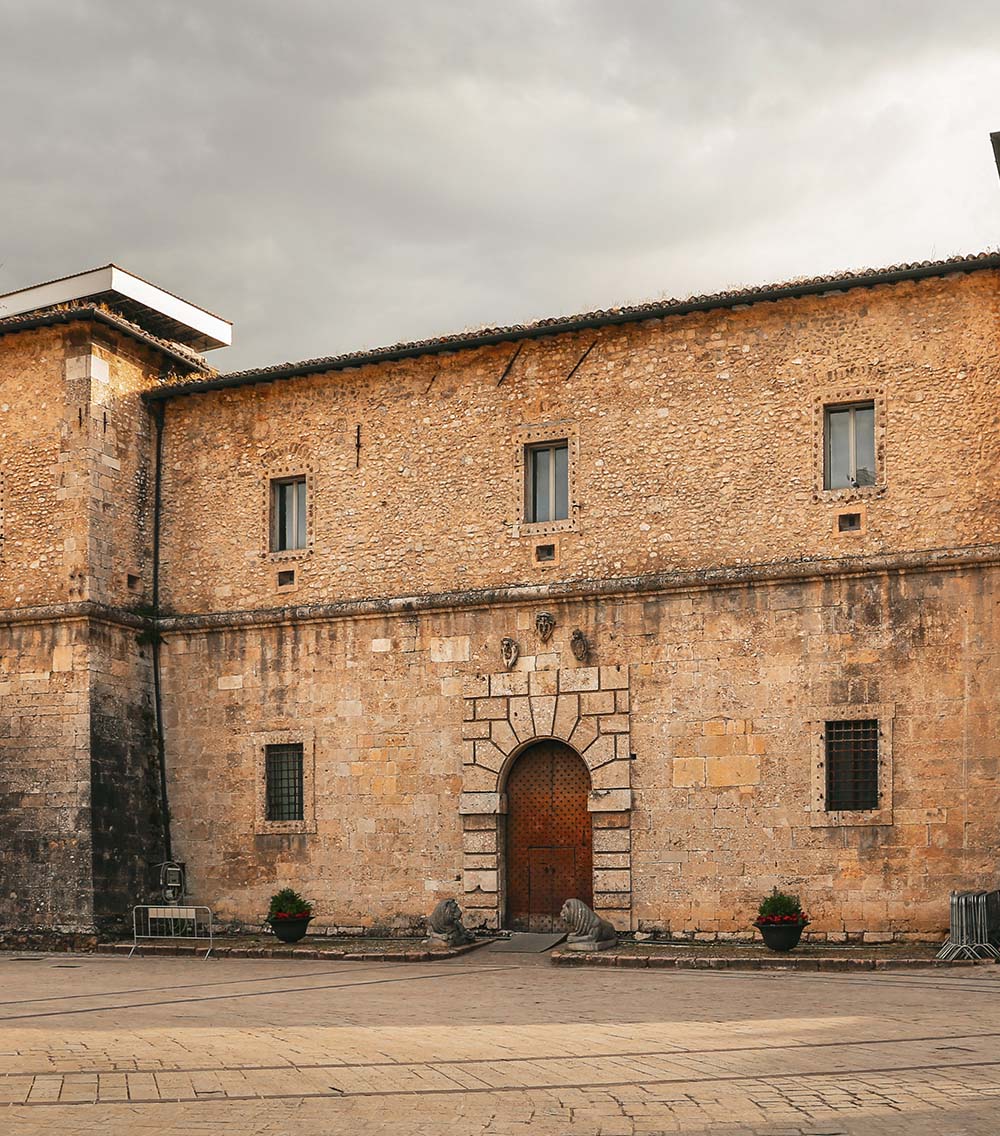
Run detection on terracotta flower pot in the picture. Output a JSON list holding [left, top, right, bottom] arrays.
[[269, 916, 312, 943]]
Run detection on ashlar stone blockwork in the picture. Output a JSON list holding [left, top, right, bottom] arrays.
[[459, 663, 632, 929]]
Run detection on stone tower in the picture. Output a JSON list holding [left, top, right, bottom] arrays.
[[0, 267, 230, 937]]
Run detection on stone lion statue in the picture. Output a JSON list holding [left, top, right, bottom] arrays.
[[560, 898, 617, 951], [424, 898, 472, 948]]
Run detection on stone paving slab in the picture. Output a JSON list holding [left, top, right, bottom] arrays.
[[94, 936, 492, 962], [3, 952, 1000, 1134]]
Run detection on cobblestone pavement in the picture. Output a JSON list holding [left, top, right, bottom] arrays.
[[2, 951, 1000, 1134]]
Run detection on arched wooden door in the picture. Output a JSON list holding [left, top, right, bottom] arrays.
[[505, 740, 592, 932]]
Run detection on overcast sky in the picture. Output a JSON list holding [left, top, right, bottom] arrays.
[[2, 0, 999, 371]]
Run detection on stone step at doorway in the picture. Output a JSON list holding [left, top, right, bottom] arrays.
[[484, 932, 567, 953]]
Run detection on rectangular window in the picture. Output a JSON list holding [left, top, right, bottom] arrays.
[[825, 719, 879, 811], [824, 402, 875, 489], [270, 476, 307, 551], [265, 743, 304, 821], [534, 543, 556, 562], [525, 441, 568, 523]]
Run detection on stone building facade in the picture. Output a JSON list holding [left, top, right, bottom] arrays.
[[1, 255, 998, 940]]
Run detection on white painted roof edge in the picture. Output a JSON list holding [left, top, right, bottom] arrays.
[[0, 264, 232, 350]]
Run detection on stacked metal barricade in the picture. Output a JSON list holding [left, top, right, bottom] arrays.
[[936, 890, 1000, 960]]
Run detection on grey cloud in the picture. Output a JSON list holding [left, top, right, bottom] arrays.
[[1, 0, 999, 370]]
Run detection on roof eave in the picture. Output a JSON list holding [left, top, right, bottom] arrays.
[[145, 251, 1000, 402], [0, 307, 213, 374]]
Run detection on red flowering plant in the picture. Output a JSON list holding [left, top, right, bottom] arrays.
[[266, 887, 313, 923], [755, 887, 809, 927]]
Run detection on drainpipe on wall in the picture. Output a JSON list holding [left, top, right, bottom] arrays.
[[150, 396, 172, 862]]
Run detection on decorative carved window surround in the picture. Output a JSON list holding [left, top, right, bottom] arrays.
[[261, 457, 316, 564], [812, 376, 887, 503], [511, 421, 579, 538]]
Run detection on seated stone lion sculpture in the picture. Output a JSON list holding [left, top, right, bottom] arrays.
[[560, 898, 617, 951], [424, 898, 472, 948]]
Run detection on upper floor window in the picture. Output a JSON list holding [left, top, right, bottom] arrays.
[[525, 440, 568, 524], [270, 476, 306, 551], [824, 402, 875, 490], [825, 718, 879, 811]]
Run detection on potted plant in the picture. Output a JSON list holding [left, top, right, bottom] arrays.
[[753, 887, 809, 952], [266, 888, 313, 943]]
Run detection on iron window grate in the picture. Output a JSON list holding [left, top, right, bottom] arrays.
[[825, 719, 879, 811], [265, 743, 304, 821]]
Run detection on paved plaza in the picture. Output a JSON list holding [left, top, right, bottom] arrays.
[[2, 951, 999, 1135]]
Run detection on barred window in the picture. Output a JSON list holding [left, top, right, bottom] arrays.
[[265, 743, 304, 821], [825, 719, 879, 811]]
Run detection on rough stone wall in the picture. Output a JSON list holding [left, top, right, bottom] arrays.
[[627, 566, 999, 941], [4, 266, 1000, 937], [0, 319, 161, 609], [0, 325, 90, 609], [78, 334, 167, 926], [89, 621, 163, 929], [82, 331, 159, 611], [162, 615, 467, 929], [0, 321, 165, 930], [155, 267, 1000, 939], [0, 621, 92, 929], [158, 271, 1000, 616], [163, 563, 999, 940]]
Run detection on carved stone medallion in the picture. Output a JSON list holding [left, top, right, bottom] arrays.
[[500, 637, 519, 670], [570, 629, 589, 662], [534, 611, 555, 643]]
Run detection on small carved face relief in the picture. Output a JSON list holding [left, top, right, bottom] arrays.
[[500, 637, 519, 670], [570, 629, 589, 662], [534, 611, 555, 643]]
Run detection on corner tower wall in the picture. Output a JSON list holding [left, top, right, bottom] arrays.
[[0, 321, 167, 934]]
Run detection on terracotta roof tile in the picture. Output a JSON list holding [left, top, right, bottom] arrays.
[[207, 251, 1000, 391]]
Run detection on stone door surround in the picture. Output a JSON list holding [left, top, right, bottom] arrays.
[[459, 664, 633, 929]]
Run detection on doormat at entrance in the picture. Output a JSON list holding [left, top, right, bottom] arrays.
[[486, 933, 567, 953]]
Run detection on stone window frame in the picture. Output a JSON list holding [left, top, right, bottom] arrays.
[[253, 728, 316, 835], [812, 383, 887, 503], [261, 460, 315, 563], [832, 503, 867, 537], [512, 421, 579, 537], [530, 536, 561, 569], [809, 703, 893, 827]]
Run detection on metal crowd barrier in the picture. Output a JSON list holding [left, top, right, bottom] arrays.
[[129, 905, 214, 959], [936, 890, 1000, 961]]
